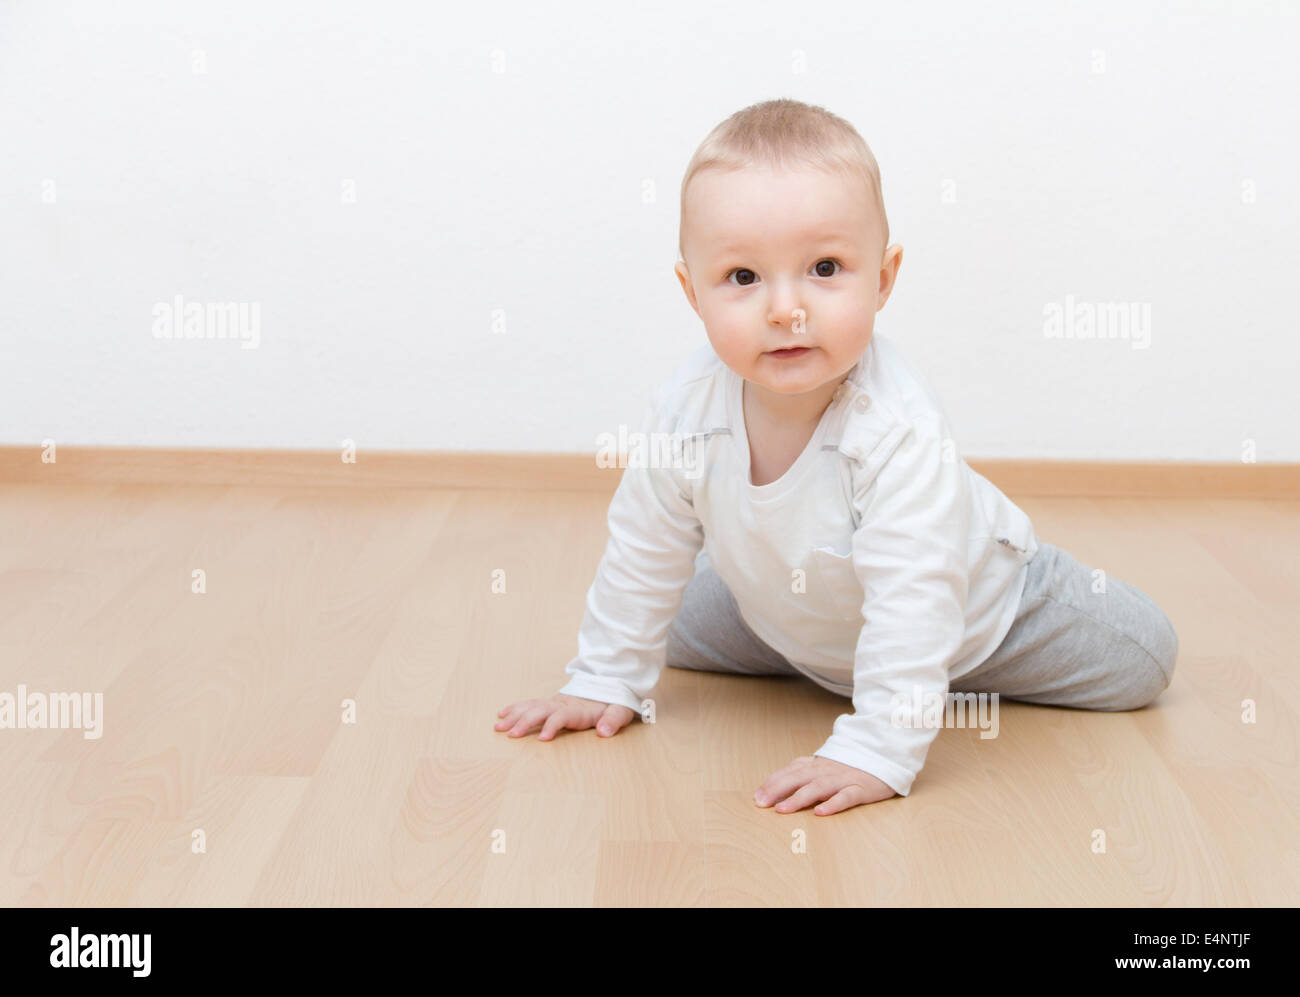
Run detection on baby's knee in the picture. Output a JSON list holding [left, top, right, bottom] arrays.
[[1114, 611, 1179, 710], [1151, 610, 1179, 685], [1145, 603, 1179, 684]]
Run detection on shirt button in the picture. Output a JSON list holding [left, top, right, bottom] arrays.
[[853, 394, 872, 413]]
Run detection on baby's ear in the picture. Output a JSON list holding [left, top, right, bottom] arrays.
[[673, 261, 700, 315]]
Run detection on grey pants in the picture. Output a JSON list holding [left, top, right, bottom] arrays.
[[665, 543, 1178, 711]]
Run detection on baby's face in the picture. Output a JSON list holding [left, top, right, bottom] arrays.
[[675, 164, 896, 401]]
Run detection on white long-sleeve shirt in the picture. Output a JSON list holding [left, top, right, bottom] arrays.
[[558, 333, 1039, 796]]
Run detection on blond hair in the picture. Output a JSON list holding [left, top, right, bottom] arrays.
[[678, 97, 888, 262]]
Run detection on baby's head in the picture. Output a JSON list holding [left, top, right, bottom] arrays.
[[674, 98, 902, 402]]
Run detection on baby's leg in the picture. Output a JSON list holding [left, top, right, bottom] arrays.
[[666, 552, 800, 677], [951, 543, 1178, 710]]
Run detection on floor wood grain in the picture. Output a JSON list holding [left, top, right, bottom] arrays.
[[1, 483, 1296, 905]]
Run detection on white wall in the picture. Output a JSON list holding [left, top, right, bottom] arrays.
[[2, 0, 1297, 461]]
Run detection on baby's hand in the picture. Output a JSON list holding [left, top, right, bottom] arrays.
[[755, 756, 897, 816], [494, 693, 636, 740]]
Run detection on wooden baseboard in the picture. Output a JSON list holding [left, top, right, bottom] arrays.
[[0, 445, 1295, 498]]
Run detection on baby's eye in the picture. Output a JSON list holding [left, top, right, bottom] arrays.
[[726, 260, 841, 285]]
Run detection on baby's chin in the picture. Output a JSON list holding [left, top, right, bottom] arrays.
[[748, 365, 840, 394]]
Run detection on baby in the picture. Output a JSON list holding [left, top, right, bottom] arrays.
[[495, 98, 1180, 816]]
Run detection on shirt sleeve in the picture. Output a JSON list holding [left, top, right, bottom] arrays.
[[812, 417, 972, 796], [557, 396, 706, 715]]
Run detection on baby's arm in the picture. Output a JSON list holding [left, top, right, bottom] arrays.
[[757, 421, 971, 814], [496, 405, 704, 740], [815, 417, 971, 798]]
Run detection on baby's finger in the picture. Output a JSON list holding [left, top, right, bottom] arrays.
[[538, 708, 574, 741], [595, 704, 635, 736], [754, 768, 806, 807], [774, 777, 837, 814], [506, 706, 549, 737], [813, 786, 866, 816], [493, 702, 530, 730]]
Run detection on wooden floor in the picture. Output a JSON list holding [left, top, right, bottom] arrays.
[[1, 481, 1297, 906]]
